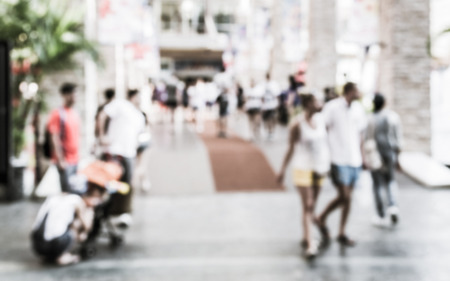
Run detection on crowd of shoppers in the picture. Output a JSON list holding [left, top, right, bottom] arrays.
[[32, 70, 403, 264]]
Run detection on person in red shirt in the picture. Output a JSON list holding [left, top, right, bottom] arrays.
[[47, 83, 81, 193]]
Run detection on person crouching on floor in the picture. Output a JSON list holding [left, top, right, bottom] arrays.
[[31, 184, 105, 265]]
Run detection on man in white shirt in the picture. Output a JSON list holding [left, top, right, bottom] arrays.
[[98, 89, 145, 217], [261, 73, 281, 140], [316, 82, 367, 247]]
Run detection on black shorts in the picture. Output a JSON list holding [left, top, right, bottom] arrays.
[[219, 101, 229, 117], [246, 108, 261, 117], [262, 109, 276, 121], [31, 229, 73, 260], [165, 100, 178, 109]]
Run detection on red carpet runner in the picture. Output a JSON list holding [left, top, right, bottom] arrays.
[[200, 121, 283, 192]]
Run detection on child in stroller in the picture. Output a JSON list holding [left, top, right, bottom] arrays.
[[77, 160, 131, 259]]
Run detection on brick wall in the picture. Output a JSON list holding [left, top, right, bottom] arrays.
[[379, 0, 431, 153]]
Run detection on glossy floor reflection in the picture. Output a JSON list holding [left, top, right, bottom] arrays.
[[1, 117, 450, 281]]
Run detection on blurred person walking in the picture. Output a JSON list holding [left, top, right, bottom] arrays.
[[93, 88, 115, 156], [182, 79, 193, 122], [278, 94, 330, 258], [215, 88, 230, 138], [190, 78, 207, 133], [47, 83, 81, 193], [316, 82, 367, 247], [367, 93, 402, 225], [95, 88, 115, 137], [236, 83, 245, 113], [245, 80, 264, 141], [98, 89, 145, 225], [214, 68, 234, 138], [261, 73, 281, 140], [277, 78, 293, 126], [165, 80, 179, 125]]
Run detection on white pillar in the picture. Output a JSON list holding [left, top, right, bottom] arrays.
[[115, 44, 126, 99], [307, 0, 337, 92], [379, 0, 431, 153], [83, 0, 98, 157]]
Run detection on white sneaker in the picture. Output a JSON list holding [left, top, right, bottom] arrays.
[[387, 206, 399, 225], [305, 239, 319, 259], [111, 213, 133, 229], [141, 179, 152, 193], [372, 215, 389, 228]]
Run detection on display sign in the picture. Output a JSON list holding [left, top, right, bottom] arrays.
[[342, 0, 379, 45], [98, 0, 147, 45]]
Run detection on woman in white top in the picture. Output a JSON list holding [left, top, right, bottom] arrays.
[[245, 80, 264, 141], [278, 94, 330, 258]]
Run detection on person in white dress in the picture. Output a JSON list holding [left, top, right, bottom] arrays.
[[261, 73, 281, 139], [245, 80, 264, 141], [278, 94, 330, 258], [190, 79, 207, 132]]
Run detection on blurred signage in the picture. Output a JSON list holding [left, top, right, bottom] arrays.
[[98, 0, 147, 45], [342, 0, 379, 45], [281, 0, 306, 62]]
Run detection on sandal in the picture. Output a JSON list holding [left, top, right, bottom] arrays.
[[305, 240, 319, 259], [314, 218, 330, 243], [300, 239, 308, 249], [337, 235, 356, 247]]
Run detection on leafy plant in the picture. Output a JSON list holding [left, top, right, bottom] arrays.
[[428, 26, 450, 58], [0, 0, 100, 158]]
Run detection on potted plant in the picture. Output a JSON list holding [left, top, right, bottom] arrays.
[[0, 0, 100, 200]]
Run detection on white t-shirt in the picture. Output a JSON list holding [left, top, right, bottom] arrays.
[[104, 99, 145, 158], [33, 194, 82, 241], [190, 83, 207, 109], [205, 82, 219, 103], [322, 97, 367, 167], [261, 80, 281, 111], [245, 84, 264, 110]]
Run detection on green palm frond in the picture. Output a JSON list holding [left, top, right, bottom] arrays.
[[440, 28, 450, 35], [0, 0, 101, 73], [1, 0, 102, 156]]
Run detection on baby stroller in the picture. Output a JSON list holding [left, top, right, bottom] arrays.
[[75, 160, 130, 259]]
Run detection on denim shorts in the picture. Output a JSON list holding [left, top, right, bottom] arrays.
[[331, 164, 361, 187]]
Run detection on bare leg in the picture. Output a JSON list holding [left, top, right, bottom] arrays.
[[338, 185, 353, 237], [318, 184, 345, 223], [311, 176, 322, 215], [298, 187, 313, 244], [254, 113, 262, 140], [248, 114, 255, 140], [316, 184, 345, 241]]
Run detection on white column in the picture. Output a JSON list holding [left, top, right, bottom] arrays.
[[307, 0, 337, 92], [83, 0, 98, 157], [115, 44, 126, 99], [379, 0, 431, 153]]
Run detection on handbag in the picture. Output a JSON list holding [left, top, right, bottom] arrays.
[[364, 139, 382, 170], [364, 118, 382, 170]]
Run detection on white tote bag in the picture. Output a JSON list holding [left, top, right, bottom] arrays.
[[364, 118, 382, 170]]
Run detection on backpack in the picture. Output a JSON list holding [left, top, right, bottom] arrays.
[[43, 108, 66, 159]]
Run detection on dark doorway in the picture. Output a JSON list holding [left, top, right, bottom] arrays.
[[0, 41, 12, 199]]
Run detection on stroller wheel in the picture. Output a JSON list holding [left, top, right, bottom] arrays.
[[80, 245, 97, 259], [110, 235, 124, 247]]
